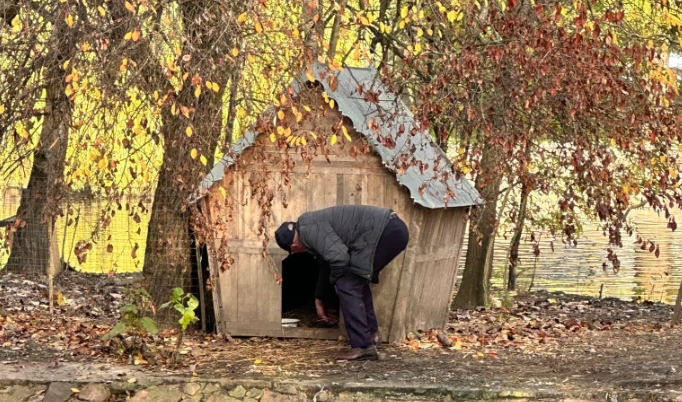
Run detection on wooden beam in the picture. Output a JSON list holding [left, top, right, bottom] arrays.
[[225, 325, 340, 340]]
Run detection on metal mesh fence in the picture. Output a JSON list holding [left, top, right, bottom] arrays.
[[0, 185, 205, 327]]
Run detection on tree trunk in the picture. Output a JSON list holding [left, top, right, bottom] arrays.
[[507, 182, 529, 291], [5, 150, 55, 273], [143, 140, 194, 324], [673, 278, 682, 325], [140, 1, 243, 323], [452, 144, 503, 309], [302, 0, 324, 62], [5, 9, 74, 274], [327, 0, 348, 60]]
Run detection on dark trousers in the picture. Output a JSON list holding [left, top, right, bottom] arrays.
[[336, 215, 409, 348]]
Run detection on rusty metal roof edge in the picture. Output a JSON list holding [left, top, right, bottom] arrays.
[[188, 62, 483, 209]]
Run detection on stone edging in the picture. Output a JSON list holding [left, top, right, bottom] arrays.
[[2, 377, 681, 402]]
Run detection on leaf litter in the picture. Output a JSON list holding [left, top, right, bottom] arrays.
[[2, 272, 682, 393]]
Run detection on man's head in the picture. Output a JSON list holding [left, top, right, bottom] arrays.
[[275, 222, 305, 253]]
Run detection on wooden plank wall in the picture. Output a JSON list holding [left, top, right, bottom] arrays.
[[404, 208, 468, 332], [202, 90, 469, 340]]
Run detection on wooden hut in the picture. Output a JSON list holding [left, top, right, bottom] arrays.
[[189, 63, 482, 343]]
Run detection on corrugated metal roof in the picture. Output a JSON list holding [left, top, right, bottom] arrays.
[[188, 63, 483, 209]]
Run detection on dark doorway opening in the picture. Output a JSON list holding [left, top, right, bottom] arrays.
[[281, 253, 339, 329]]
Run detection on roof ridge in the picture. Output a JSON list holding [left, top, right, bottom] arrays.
[[188, 63, 483, 209]]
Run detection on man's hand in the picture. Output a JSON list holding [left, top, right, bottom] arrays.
[[315, 298, 338, 322]]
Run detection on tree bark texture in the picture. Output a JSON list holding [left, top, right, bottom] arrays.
[[507, 182, 530, 291], [5, 6, 75, 274], [452, 145, 503, 309], [140, 0, 242, 323]]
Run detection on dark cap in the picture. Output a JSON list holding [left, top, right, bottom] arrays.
[[275, 221, 296, 252]]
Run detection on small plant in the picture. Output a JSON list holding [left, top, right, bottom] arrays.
[[102, 287, 158, 341], [161, 287, 199, 365]]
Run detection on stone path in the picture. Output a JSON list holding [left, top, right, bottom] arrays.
[[1, 361, 682, 402]]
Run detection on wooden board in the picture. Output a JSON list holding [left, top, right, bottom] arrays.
[[225, 326, 340, 340], [203, 123, 472, 342], [388, 206, 425, 343], [404, 209, 468, 332]]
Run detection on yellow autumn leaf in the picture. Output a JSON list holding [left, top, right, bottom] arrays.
[[447, 10, 457, 22], [342, 126, 351, 141], [331, 134, 338, 145], [66, 14, 74, 27], [205, 80, 213, 89], [306, 71, 315, 82], [277, 110, 285, 120], [417, 28, 423, 37], [661, 155, 667, 163], [125, 1, 135, 12], [80, 42, 90, 52], [284, 127, 291, 137], [301, 137, 307, 146], [277, 126, 284, 135], [71, 388, 80, 393], [98, 6, 106, 16], [269, 133, 276, 142], [190, 148, 198, 159], [219, 186, 227, 199], [231, 47, 239, 57], [98, 158, 107, 170], [623, 184, 630, 194], [0, 104, 5, 114], [195, 86, 201, 98], [255, 22, 263, 33], [237, 12, 248, 23], [186, 126, 193, 137], [303, 105, 311, 112], [360, 16, 369, 25], [56, 292, 66, 307], [309, 131, 317, 139], [610, 138, 616, 147], [212, 82, 219, 92], [171, 104, 177, 115], [329, 99, 335, 108], [131, 31, 140, 42], [670, 168, 678, 178], [200, 155, 208, 165], [400, 6, 408, 18], [18, 127, 29, 139], [124, 32, 132, 41], [414, 43, 422, 53]]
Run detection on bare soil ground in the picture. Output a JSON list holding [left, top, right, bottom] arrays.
[[2, 270, 682, 396]]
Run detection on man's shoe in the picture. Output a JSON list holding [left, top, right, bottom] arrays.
[[336, 347, 378, 361]]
